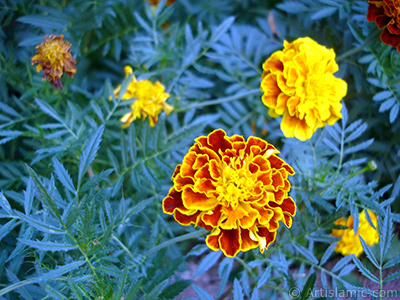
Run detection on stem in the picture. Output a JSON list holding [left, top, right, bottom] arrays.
[[175, 89, 261, 113], [336, 30, 381, 62], [144, 228, 206, 256]]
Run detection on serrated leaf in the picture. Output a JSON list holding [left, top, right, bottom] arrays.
[[24, 178, 34, 215], [276, 2, 309, 13], [300, 273, 316, 300], [80, 169, 113, 193], [0, 192, 12, 215], [319, 242, 337, 266], [52, 157, 76, 194], [389, 104, 399, 123], [293, 243, 319, 264], [233, 278, 244, 300], [195, 251, 222, 277], [383, 254, 400, 269], [0, 219, 18, 242], [161, 280, 192, 299], [353, 256, 379, 283], [359, 236, 379, 268], [209, 16, 236, 45], [311, 7, 337, 20], [78, 125, 105, 186], [383, 270, 400, 283], [17, 239, 77, 251], [0, 261, 85, 297], [18, 15, 65, 30], [15, 211, 66, 235], [192, 285, 214, 300]]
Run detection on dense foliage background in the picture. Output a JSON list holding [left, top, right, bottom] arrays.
[[1, 0, 400, 299]]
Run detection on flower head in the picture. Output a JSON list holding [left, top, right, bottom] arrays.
[[113, 66, 173, 128], [367, 0, 400, 52], [260, 37, 347, 141], [147, 0, 176, 7], [31, 34, 76, 90], [162, 129, 296, 257], [331, 210, 379, 257]]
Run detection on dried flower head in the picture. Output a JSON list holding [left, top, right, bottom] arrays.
[[113, 66, 173, 128], [163, 129, 296, 257], [260, 37, 347, 141], [331, 210, 379, 257], [367, 0, 400, 52], [31, 34, 76, 90], [147, 0, 176, 7]]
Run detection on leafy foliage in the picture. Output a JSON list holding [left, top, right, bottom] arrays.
[[0, 0, 399, 299]]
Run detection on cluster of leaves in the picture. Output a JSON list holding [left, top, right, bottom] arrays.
[[0, 0, 399, 299]]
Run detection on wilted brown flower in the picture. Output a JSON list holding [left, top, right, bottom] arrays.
[[31, 34, 76, 90]]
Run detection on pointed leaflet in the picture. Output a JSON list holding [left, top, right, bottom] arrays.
[[0, 261, 85, 297], [359, 236, 379, 268], [52, 157, 76, 194], [24, 177, 34, 214], [195, 251, 222, 277], [353, 256, 379, 283], [78, 125, 105, 187], [233, 278, 244, 300], [192, 285, 214, 300], [17, 239, 77, 251]]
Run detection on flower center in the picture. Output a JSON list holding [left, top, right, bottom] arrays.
[[215, 158, 255, 209], [42, 42, 64, 65]]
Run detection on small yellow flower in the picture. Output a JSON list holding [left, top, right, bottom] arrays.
[[163, 129, 296, 257], [331, 210, 379, 257], [31, 34, 76, 90], [113, 66, 173, 128], [147, 0, 176, 7], [260, 37, 347, 141]]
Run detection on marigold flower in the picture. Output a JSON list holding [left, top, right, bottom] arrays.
[[331, 210, 379, 257], [367, 0, 400, 53], [113, 66, 173, 128], [162, 129, 296, 257], [260, 37, 347, 141], [147, 0, 176, 7], [31, 34, 76, 90]]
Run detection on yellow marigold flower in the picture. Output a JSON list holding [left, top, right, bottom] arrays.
[[147, 0, 176, 7], [260, 37, 347, 141], [114, 66, 173, 128], [162, 129, 296, 257], [31, 34, 76, 90], [331, 210, 379, 257]]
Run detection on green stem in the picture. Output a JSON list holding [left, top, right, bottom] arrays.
[[336, 29, 381, 62], [176, 89, 261, 113], [144, 228, 206, 256]]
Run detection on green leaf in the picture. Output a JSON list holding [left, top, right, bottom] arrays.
[[233, 278, 244, 300], [78, 125, 105, 186], [209, 16, 236, 45], [192, 285, 214, 300], [353, 256, 379, 283], [161, 280, 192, 299], [383, 254, 400, 269], [0, 192, 12, 215], [0, 219, 18, 242], [384, 270, 400, 283], [17, 239, 77, 251], [52, 157, 76, 194], [15, 211, 66, 235], [0, 261, 85, 296], [79, 169, 114, 192], [18, 15, 65, 30], [300, 273, 316, 300], [195, 250, 222, 277], [24, 177, 34, 215], [359, 236, 379, 268], [293, 243, 319, 264]]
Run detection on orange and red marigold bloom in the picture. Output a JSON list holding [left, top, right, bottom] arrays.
[[162, 129, 296, 257], [31, 34, 76, 90], [367, 0, 400, 53]]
